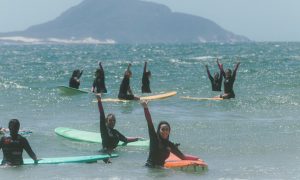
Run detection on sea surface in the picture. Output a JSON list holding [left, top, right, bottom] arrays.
[[0, 42, 300, 180]]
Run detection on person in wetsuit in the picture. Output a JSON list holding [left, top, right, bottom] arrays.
[[118, 64, 139, 100], [140, 101, 198, 167], [217, 59, 240, 99], [141, 61, 151, 93], [205, 60, 223, 91], [0, 119, 38, 165], [92, 62, 107, 93], [95, 94, 139, 162], [69, 69, 83, 89]]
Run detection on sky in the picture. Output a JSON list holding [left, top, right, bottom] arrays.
[[0, 0, 300, 41]]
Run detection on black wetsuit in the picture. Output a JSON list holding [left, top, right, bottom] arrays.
[[93, 76, 107, 93], [221, 68, 238, 99], [142, 65, 151, 93], [207, 69, 222, 91], [97, 101, 128, 150], [0, 134, 37, 165], [143, 108, 185, 167], [118, 76, 134, 100], [69, 77, 80, 89]]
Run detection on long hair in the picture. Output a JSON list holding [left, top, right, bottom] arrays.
[[156, 121, 171, 140]]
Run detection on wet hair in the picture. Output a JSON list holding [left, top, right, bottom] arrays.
[[106, 113, 116, 123], [95, 68, 103, 77], [8, 119, 20, 135], [124, 70, 132, 78], [72, 69, 81, 78], [146, 71, 151, 77], [156, 121, 171, 140], [225, 69, 232, 76]]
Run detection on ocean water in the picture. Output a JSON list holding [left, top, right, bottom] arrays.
[[0, 42, 300, 179]]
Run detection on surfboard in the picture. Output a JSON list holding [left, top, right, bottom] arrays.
[[164, 153, 208, 172], [0, 130, 32, 137], [57, 85, 90, 95], [180, 96, 223, 101], [55, 127, 149, 147], [99, 91, 177, 102], [23, 154, 118, 165]]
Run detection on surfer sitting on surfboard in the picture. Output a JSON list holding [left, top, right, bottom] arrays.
[[140, 100, 198, 168], [118, 63, 139, 100], [96, 94, 139, 162], [217, 59, 240, 99], [141, 61, 151, 93], [0, 119, 38, 165], [92, 62, 107, 93], [69, 69, 83, 89], [205, 59, 223, 91]]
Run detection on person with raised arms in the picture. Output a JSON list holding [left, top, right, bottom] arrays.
[[205, 59, 223, 91], [118, 63, 139, 100], [217, 59, 240, 99], [69, 69, 83, 89], [0, 119, 38, 166], [95, 94, 139, 162], [141, 61, 151, 93], [140, 100, 198, 168], [92, 62, 107, 93]]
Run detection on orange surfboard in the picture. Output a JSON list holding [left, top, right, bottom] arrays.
[[164, 153, 208, 172]]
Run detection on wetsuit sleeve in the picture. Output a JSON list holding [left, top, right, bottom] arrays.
[[206, 67, 213, 82], [22, 138, 37, 161], [169, 142, 185, 160], [0, 137, 3, 150], [218, 69, 223, 84], [97, 99, 108, 138], [78, 70, 83, 79], [232, 62, 240, 80], [115, 131, 128, 143], [217, 61, 225, 78], [143, 108, 158, 145]]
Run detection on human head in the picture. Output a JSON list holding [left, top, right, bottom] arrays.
[[146, 71, 151, 78], [95, 68, 103, 77], [124, 70, 132, 78], [72, 69, 81, 77], [106, 114, 116, 129], [157, 121, 170, 140], [213, 72, 219, 80], [8, 119, 20, 136], [225, 69, 232, 79]]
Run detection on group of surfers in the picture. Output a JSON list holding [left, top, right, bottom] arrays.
[[0, 59, 240, 167], [69, 61, 151, 100]]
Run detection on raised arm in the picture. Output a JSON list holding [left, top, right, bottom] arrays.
[[217, 59, 225, 77], [205, 65, 213, 81], [232, 61, 240, 80], [78, 70, 83, 79], [127, 63, 132, 72], [99, 62, 104, 73], [96, 94, 107, 135], [140, 101, 157, 142], [143, 62, 147, 73]]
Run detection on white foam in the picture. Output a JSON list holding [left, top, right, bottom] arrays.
[[0, 36, 116, 44], [0, 36, 41, 43]]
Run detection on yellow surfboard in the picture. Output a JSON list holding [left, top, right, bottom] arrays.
[[180, 96, 223, 101], [99, 91, 177, 102]]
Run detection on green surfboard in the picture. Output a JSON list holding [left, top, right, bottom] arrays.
[[55, 127, 149, 147], [23, 154, 118, 165]]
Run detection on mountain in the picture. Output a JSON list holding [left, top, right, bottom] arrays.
[[0, 0, 249, 43]]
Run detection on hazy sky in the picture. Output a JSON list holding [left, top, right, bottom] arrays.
[[0, 0, 300, 41]]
